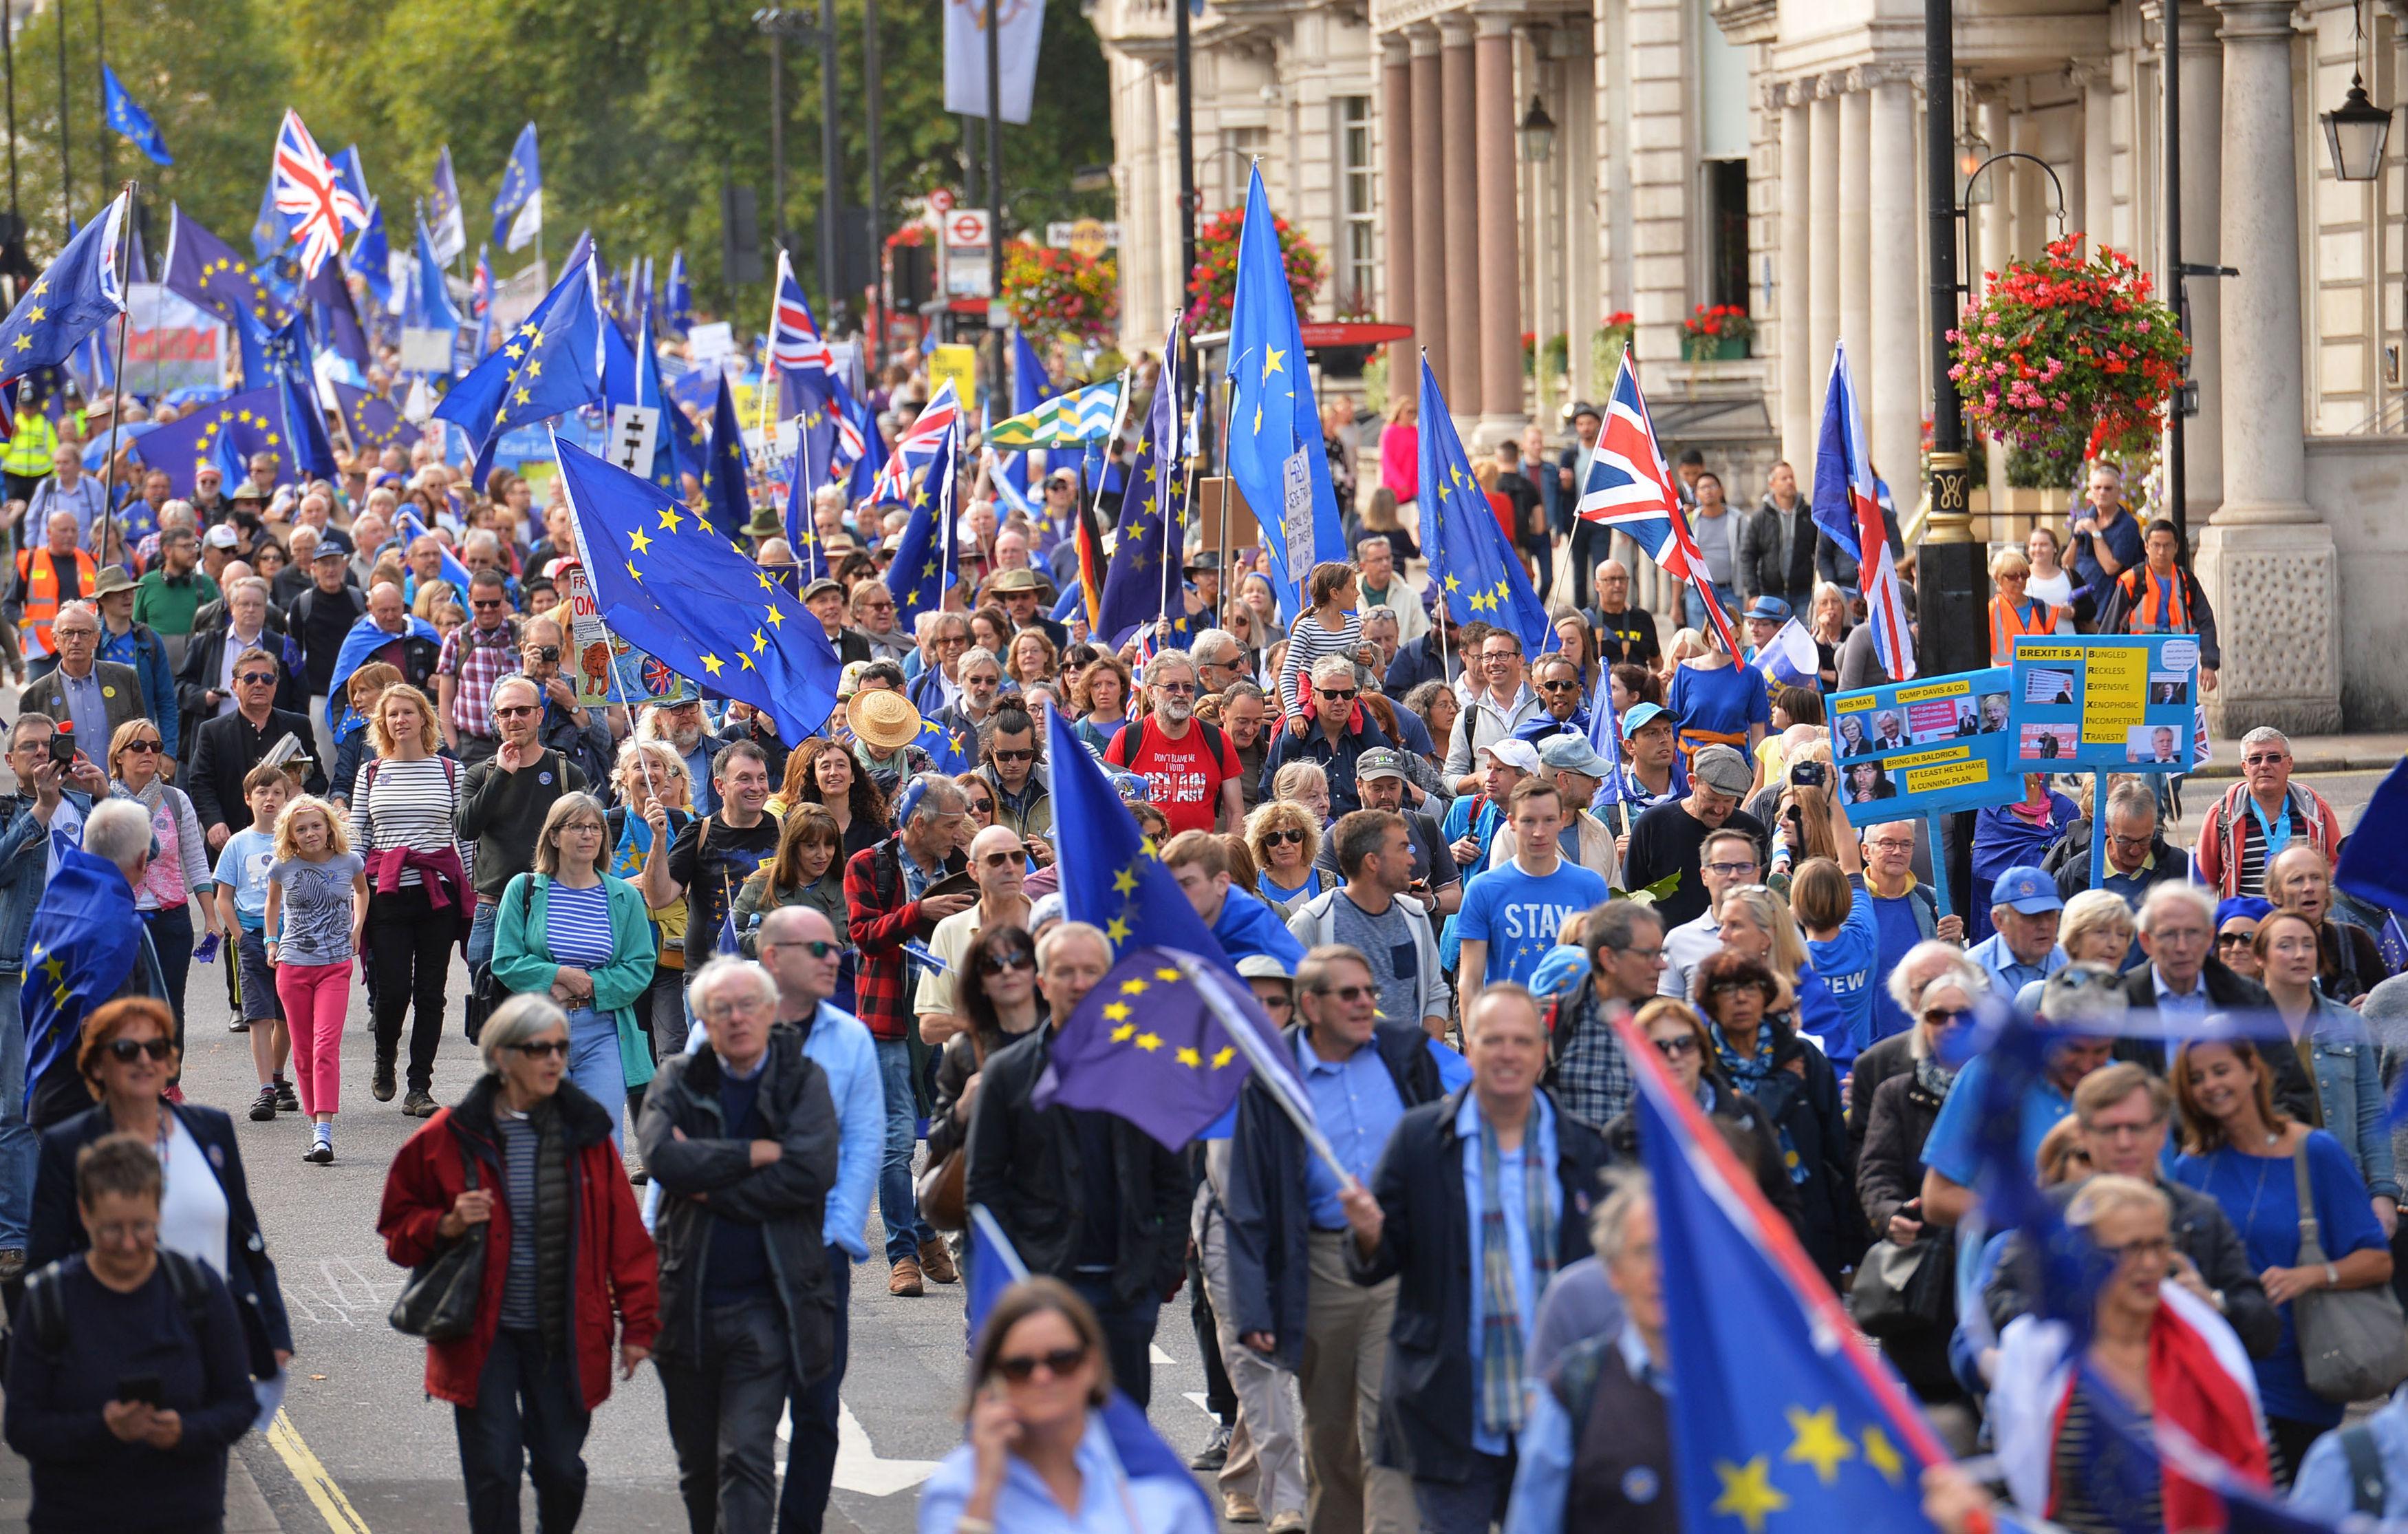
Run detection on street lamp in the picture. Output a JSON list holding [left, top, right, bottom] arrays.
[[2323, 76, 2391, 183], [1519, 96, 1557, 164]]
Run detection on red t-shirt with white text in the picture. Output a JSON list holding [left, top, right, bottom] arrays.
[[1106, 717, 1240, 838]]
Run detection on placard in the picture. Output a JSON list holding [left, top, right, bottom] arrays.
[[1829, 666, 2018, 826], [2008, 635, 2197, 771], [606, 405, 660, 476], [929, 343, 978, 407], [398, 326, 455, 373], [687, 321, 736, 367], [566, 566, 612, 707]]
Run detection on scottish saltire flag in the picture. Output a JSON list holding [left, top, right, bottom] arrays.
[[22, 847, 144, 1114], [0, 191, 129, 374], [1622, 1010, 1949, 1534], [100, 65, 171, 166], [2338, 758, 2408, 917], [323, 610, 444, 732], [1814, 344, 1914, 680], [1226, 163, 1343, 622], [1046, 703, 1229, 968], [1095, 324, 1184, 649], [1755, 617, 1820, 688], [492, 124, 542, 253], [555, 436, 842, 743], [987, 376, 1121, 449], [127, 385, 287, 498], [332, 382, 405, 453], [433, 251, 605, 478], [1579, 347, 1741, 659], [871, 376, 963, 505], [664, 249, 693, 337], [271, 109, 366, 278], [700, 372, 751, 544], [349, 200, 393, 309], [1415, 354, 1554, 659], [427, 146, 467, 264], [884, 416, 957, 634], [407, 209, 461, 340]]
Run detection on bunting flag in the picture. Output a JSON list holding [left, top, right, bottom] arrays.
[[1415, 353, 1556, 659], [987, 376, 1121, 449]]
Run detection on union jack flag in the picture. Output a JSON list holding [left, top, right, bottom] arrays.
[[767, 252, 835, 375], [1578, 348, 1741, 659], [270, 109, 367, 278], [1812, 343, 1915, 681], [872, 376, 963, 506]]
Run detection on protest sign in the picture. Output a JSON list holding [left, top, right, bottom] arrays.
[[1829, 665, 2019, 919], [2006, 635, 2198, 771], [566, 566, 612, 707]]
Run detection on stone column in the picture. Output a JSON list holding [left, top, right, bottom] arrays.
[[1808, 82, 1841, 425], [2078, 64, 2115, 249], [1382, 35, 1416, 385], [1838, 81, 1873, 390], [1778, 86, 1813, 469], [1410, 27, 1448, 398], [1978, 93, 2012, 519], [2199, 0, 2340, 733], [1122, 61, 1160, 340], [2171, 1, 2225, 517], [1475, 12, 1523, 436], [1440, 16, 1483, 414], [1868, 71, 1922, 492]]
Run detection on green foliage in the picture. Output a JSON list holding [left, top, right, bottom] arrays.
[[9, 0, 1112, 330]]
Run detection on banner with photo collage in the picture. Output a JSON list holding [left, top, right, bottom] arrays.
[[2006, 634, 2200, 773], [1829, 667, 2018, 828]]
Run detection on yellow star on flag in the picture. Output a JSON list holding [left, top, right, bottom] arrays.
[[1103, 1002, 1132, 1023], [1262, 345, 1284, 381], [762, 605, 786, 629], [1176, 1047, 1202, 1068], [657, 505, 685, 534], [1112, 867, 1139, 895], [1782, 1405, 1854, 1484], [1133, 1032, 1163, 1052], [1708, 1458, 1789, 1534], [698, 652, 725, 677], [41, 955, 64, 983], [504, 343, 524, 361], [1858, 1426, 1905, 1485], [1154, 968, 1181, 983], [1105, 915, 1132, 944], [750, 628, 768, 654], [1212, 1047, 1236, 1068], [1110, 1023, 1137, 1043], [739, 654, 756, 671], [625, 560, 642, 583], [628, 528, 654, 555], [23, 306, 42, 323]]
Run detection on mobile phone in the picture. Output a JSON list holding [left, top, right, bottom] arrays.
[[1787, 760, 1827, 790], [114, 1374, 164, 1407]]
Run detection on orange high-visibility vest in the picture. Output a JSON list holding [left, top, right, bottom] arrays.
[[1988, 595, 2066, 664], [14, 546, 95, 657], [2120, 566, 2196, 633]]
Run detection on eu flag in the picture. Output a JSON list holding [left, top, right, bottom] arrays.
[[2338, 758, 2408, 918], [427, 145, 467, 265], [100, 65, 173, 167], [332, 382, 405, 454], [633, 302, 697, 494], [785, 365, 850, 567], [433, 251, 605, 479], [700, 372, 752, 544], [129, 387, 288, 498], [161, 205, 292, 385], [279, 365, 338, 481], [555, 436, 841, 745], [0, 191, 129, 374], [1045, 703, 1227, 968], [664, 249, 694, 338], [885, 423, 957, 638], [349, 200, 394, 310], [915, 710, 974, 776], [1225, 164, 1342, 624], [407, 209, 462, 337], [1416, 354, 1555, 659], [1003, 329, 1055, 500], [492, 122, 542, 253], [1094, 324, 1184, 649], [1628, 1010, 1948, 1534], [305, 258, 370, 371], [1032, 946, 1287, 1149], [21, 846, 144, 1114]]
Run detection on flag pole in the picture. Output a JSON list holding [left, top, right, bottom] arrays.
[[96, 183, 136, 568], [1160, 317, 1184, 632], [938, 414, 958, 610], [553, 423, 664, 809], [1212, 369, 1234, 626]]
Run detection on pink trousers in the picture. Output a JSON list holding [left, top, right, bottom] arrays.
[[275, 960, 351, 1117]]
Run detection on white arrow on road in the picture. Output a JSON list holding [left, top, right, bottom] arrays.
[[777, 1401, 943, 1498]]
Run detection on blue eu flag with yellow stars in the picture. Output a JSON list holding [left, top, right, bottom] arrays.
[[161, 205, 294, 374], [1415, 354, 1555, 661], [1095, 321, 1184, 650], [491, 122, 541, 251], [1044, 703, 1228, 968], [554, 434, 841, 746], [129, 386, 287, 499], [700, 371, 753, 544], [1225, 163, 1342, 625], [1629, 1012, 1945, 1534], [1031, 945, 1285, 1151], [22, 845, 144, 1114], [101, 65, 172, 166], [332, 382, 405, 454], [883, 416, 957, 635], [0, 190, 129, 376], [434, 250, 605, 480]]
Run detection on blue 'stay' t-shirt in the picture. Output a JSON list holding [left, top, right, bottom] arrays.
[[1456, 857, 1611, 989]]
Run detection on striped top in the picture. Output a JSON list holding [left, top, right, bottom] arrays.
[[347, 755, 473, 889], [542, 879, 616, 968], [495, 1111, 540, 1330], [1278, 608, 1365, 721]]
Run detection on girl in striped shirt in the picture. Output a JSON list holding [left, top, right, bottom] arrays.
[[1277, 561, 1367, 727]]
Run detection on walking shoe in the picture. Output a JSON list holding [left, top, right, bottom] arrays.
[[1267, 1511, 1306, 1533], [1189, 1421, 1232, 1471], [305, 1126, 334, 1165], [1223, 1493, 1262, 1524], [888, 1257, 925, 1297], [229, 1018, 249, 1033], [372, 1060, 397, 1102], [274, 1078, 299, 1113], [918, 1238, 959, 1285], [402, 1089, 437, 1118], [248, 1086, 278, 1122]]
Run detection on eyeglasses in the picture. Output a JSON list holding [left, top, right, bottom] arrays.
[[1652, 1034, 1701, 1059], [993, 1345, 1089, 1383], [493, 703, 539, 719], [978, 950, 1035, 976], [90, 1219, 158, 1246], [1536, 679, 1582, 692], [764, 938, 841, 959], [2217, 930, 2257, 948], [1702, 861, 1760, 878], [237, 671, 277, 685], [2107, 833, 2153, 850], [1613, 944, 1664, 961], [1264, 827, 1308, 846], [1707, 981, 1763, 999], [1154, 681, 1197, 694], [991, 748, 1035, 763], [105, 1036, 175, 1063], [1313, 983, 1377, 1004], [2096, 1235, 2175, 1264], [120, 739, 162, 755], [509, 1039, 571, 1058], [2242, 753, 2288, 767], [52, 628, 97, 641]]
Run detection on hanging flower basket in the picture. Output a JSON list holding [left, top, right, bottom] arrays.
[[1948, 235, 2188, 461], [1680, 305, 1752, 361], [1591, 311, 1637, 383], [1184, 206, 1324, 334], [1002, 239, 1120, 345]]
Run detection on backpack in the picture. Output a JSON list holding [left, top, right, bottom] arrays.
[[12, 1247, 216, 1368], [1106, 716, 1227, 773]]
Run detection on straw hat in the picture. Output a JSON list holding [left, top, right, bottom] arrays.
[[846, 688, 924, 753]]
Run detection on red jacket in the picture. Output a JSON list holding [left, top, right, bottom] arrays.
[[2191, 778, 2344, 899], [377, 1076, 658, 1412], [843, 835, 967, 1042]]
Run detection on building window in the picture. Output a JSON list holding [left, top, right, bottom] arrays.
[[1706, 158, 1749, 312], [1338, 95, 1376, 312], [1223, 127, 1268, 214]]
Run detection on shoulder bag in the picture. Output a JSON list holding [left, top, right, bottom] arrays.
[[1850, 1225, 1955, 1340], [915, 1032, 989, 1233], [389, 1145, 488, 1341], [2290, 1140, 2408, 1403]]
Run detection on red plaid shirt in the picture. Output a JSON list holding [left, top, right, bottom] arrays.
[[844, 838, 967, 1042], [436, 618, 519, 739]]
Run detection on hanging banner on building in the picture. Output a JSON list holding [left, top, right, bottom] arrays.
[[2008, 635, 2199, 771], [943, 0, 1047, 125], [1829, 665, 2018, 826]]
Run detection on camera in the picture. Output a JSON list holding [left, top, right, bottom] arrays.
[[47, 729, 77, 767], [531, 646, 560, 665], [1787, 760, 1827, 790]]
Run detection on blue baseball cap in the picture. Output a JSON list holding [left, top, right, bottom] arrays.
[[1621, 701, 1675, 738], [1990, 865, 2063, 915], [1743, 595, 1792, 622]]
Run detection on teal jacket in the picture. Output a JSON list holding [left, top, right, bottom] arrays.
[[490, 872, 660, 1092]]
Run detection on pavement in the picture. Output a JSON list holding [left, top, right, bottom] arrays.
[[2191, 732, 2406, 780]]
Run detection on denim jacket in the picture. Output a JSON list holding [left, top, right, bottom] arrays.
[[2304, 991, 2400, 1202], [0, 789, 98, 969]]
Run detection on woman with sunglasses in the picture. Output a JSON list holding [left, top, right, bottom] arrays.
[[918, 1276, 1213, 1534], [1855, 973, 1978, 1412], [2215, 895, 2270, 983], [926, 925, 1045, 1179], [1693, 948, 1856, 1286], [1607, 998, 1799, 1228], [1244, 799, 1324, 917], [954, 771, 998, 831], [489, 793, 660, 1146], [378, 994, 658, 1534], [27, 999, 294, 1403], [107, 718, 219, 1063]]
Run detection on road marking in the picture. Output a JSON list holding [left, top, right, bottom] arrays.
[[267, 1409, 373, 1534], [773, 1400, 943, 1498], [1150, 1343, 1175, 1366], [1184, 1390, 1216, 1417]]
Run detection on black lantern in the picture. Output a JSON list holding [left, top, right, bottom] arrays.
[[1519, 96, 1557, 164]]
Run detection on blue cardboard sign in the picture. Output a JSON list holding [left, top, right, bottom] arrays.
[[2008, 635, 2199, 773], [1829, 666, 2018, 826]]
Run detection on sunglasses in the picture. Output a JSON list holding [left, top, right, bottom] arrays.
[[493, 703, 539, 719], [2217, 930, 2257, 948], [1923, 1007, 1973, 1027], [991, 748, 1035, 763], [237, 671, 278, 685], [1652, 1034, 1701, 1059], [978, 950, 1035, 976], [120, 739, 162, 755], [965, 798, 995, 814], [105, 1036, 175, 1063], [1536, 679, 1582, 693], [471, 598, 508, 611], [509, 1039, 571, 1058], [978, 850, 1024, 868], [1313, 983, 1377, 1004], [1264, 827, 1308, 846], [1316, 688, 1357, 703], [766, 938, 841, 959], [993, 1345, 1088, 1383], [1154, 681, 1197, 695]]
